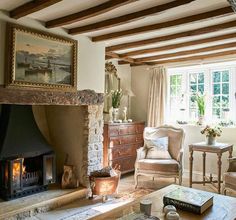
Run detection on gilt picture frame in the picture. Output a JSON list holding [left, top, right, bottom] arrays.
[[5, 23, 77, 91]]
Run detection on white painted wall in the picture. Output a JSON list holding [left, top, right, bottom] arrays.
[[0, 10, 105, 92], [131, 65, 151, 122]]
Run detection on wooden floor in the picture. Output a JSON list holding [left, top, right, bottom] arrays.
[[119, 173, 236, 197], [30, 173, 236, 220]]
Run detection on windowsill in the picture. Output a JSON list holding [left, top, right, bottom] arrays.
[[168, 122, 236, 129]]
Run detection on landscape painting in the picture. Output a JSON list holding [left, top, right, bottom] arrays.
[[6, 24, 77, 90]]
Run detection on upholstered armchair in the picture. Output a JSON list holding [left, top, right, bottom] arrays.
[[222, 157, 236, 195], [134, 125, 185, 188]]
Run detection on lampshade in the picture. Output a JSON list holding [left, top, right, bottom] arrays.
[[123, 89, 135, 97]]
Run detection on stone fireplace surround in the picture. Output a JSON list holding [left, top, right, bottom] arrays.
[[0, 86, 104, 187]]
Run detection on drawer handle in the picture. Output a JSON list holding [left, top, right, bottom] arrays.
[[118, 151, 121, 155], [119, 140, 122, 145], [136, 138, 138, 142]]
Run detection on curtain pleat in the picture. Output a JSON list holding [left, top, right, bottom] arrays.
[[147, 66, 167, 127]]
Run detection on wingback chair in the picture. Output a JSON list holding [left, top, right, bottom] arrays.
[[134, 125, 185, 188], [222, 157, 236, 195]]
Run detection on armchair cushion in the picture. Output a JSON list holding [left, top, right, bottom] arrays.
[[145, 136, 171, 159], [137, 159, 179, 173]]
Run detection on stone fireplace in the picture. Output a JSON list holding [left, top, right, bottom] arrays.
[[0, 87, 104, 197]]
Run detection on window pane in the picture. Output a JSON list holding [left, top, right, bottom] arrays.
[[190, 73, 197, 84], [213, 84, 221, 95], [222, 83, 229, 94], [198, 84, 204, 93], [170, 85, 176, 96], [222, 71, 229, 82], [176, 75, 182, 85], [213, 96, 221, 108], [176, 86, 181, 95], [213, 71, 221, 82], [170, 75, 176, 85], [190, 85, 197, 92], [198, 73, 204, 83], [222, 95, 229, 108], [213, 108, 221, 118]]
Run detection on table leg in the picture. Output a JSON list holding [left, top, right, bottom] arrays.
[[217, 153, 222, 194], [189, 150, 193, 188], [202, 152, 206, 186], [229, 147, 233, 159]]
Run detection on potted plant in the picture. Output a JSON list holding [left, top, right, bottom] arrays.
[[111, 90, 123, 121], [191, 93, 205, 125], [201, 125, 222, 145]]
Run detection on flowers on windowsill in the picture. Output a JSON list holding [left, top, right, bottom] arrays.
[[200, 125, 222, 137], [111, 90, 123, 108], [191, 93, 205, 116]]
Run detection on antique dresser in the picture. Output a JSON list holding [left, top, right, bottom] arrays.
[[103, 122, 145, 174]]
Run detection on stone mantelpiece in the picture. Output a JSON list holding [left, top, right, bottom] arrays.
[[0, 86, 104, 105]]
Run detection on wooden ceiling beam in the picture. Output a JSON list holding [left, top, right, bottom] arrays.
[[46, 0, 137, 28], [147, 50, 236, 65], [134, 42, 236, 62], [68, 0, 195, 35], [119, 32, 236, 58], [93, 6, 233, 42], [105, 51, 135, 63], [106, 19, 236, 52], [10, 0, 62, 19]]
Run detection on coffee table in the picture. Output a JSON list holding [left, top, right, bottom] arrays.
[[90, 185, 236, 220]]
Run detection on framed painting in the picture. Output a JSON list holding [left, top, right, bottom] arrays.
[[5, 23, 77, 91]]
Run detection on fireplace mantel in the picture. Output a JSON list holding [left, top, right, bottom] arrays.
[[0, 86, 104, 105]]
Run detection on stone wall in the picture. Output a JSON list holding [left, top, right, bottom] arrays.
[[81, 105, 104, 186]]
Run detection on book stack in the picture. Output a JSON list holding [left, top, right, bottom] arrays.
[[163, 187, 213, 214]]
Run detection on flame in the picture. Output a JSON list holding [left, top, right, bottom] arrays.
[[12, 159, 26, 181]]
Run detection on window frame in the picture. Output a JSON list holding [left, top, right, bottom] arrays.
[[167, 63, 236, 124]]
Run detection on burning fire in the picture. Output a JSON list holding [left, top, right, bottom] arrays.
[[13, 159, 26, 181]]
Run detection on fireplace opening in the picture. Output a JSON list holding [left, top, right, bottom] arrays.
[[0, 105, 56, 200], [0, 153, 56, 200]]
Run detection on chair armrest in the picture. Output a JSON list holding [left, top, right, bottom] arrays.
[[228, 157, 236, 172], [136, 147, 146, 161], [177, 148, 184, 163]]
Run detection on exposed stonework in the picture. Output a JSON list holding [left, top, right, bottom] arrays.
[[0, 86, 104, 106], [81, 104, 104, 186]]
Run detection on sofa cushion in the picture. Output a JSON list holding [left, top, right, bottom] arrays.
[[145, 136, 171, 159], [137, 159, 179, 173], [224, 172, 236, 186]]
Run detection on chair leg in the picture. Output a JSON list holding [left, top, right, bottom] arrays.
[[134, 171, 138, 189], [179, 172, 182, 185], [222, 184, 227, 195]]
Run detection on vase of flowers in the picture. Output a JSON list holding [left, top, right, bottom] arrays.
[[111, 90, 123, 121], [191, 93, 205, 125], [201, 126, 222, 145]]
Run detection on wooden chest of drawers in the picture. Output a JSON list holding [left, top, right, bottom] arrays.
[[103, 122, 145, 174]]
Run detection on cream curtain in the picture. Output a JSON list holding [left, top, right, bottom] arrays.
[[147, 66, 167, 127]]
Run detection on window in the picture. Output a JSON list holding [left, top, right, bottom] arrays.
[[189, 72, 205, 119], [169, 74, 183, 121], [212, 70, 229, 119], [167, 62, 236, 124]]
